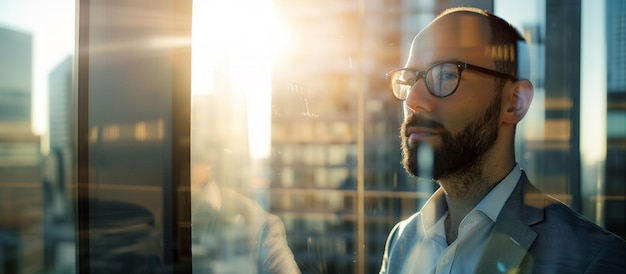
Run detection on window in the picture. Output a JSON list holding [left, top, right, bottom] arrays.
[[0, 0, 624, 273]]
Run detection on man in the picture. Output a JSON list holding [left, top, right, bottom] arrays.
[[191, 157, 301, 274], [379, 7, 626, 274]]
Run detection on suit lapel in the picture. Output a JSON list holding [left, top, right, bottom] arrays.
[[474, 172, 543, 273]]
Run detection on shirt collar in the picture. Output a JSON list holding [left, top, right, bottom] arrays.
[[474, 164, 521, 222], [417, 164, 522, 233], [418, 188, 447, 238], [418, 188, 448, 242]]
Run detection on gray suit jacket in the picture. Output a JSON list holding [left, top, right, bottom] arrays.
[[380, 172, 626, 273]]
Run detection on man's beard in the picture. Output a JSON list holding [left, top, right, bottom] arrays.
[[400, 95, 501, 180]]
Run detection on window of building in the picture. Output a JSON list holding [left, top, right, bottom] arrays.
[[0, 0, 624, 273]]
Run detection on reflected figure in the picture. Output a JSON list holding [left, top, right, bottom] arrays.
[[380, 7, 626, 273], [191, 160, 300, 274]]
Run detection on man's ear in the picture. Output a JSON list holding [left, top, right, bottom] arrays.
[[502, 79, 534, 125]]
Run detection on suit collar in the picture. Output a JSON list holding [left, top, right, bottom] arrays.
[[474, 171, 543, 273]]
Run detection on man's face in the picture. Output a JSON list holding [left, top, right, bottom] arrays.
[[401, 93, 501, 179], [191, 162, 211, 193], [399, 13, 503, 180]]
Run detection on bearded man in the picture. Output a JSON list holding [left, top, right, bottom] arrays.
[[379, 7, 626, 274]]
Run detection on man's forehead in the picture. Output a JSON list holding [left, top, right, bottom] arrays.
[[408, 13, 493, 65], [408, 45, 490, 62], [416, 12, 491, 45]]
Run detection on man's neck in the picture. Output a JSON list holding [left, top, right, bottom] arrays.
[[438, 161, 515, 244], [441, 175, 496, 244]]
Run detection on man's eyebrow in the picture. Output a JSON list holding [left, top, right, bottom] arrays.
[[405, 59, 465, 70], [413, 45, 489, 51]]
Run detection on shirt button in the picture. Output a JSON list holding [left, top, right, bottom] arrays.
[[440, 256, 450, 265]]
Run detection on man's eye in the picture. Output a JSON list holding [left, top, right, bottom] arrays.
[[440, 72, 458, 81]]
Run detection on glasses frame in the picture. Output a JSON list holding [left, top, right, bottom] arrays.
[[385, 61, 518, 100]]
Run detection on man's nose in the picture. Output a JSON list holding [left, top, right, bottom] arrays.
[[404, 79, 435, 115]]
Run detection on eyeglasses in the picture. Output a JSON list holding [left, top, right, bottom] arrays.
[[385, 61, 517, 100]]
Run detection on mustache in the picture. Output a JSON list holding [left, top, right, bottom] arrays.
[[402, 113, 445, 131]]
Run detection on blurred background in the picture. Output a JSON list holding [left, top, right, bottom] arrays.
[[0, 0, 624, 273]]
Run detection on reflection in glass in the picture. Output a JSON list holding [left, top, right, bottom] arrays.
[[193, 1, 626, 273], [191, 0, 302, 272], [0, 0, 623, 273], [190, 159, 300, 273]]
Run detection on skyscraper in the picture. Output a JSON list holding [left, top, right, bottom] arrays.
[[45, 55, 75, 270], [0, 26, 32, 132], [48, 56, 74, 192], [0, 25, 42, 273]]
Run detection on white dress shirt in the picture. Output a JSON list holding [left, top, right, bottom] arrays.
[[401, 165, 522, 273]]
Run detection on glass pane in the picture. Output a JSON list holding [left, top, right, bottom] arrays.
[[80, 1, 192, 273], [189, 0, 425, 273], [0, 1, 76, 273], [190, 0, 297, 272], [192, 0, 625, 273], [2, 0, 624, 274]]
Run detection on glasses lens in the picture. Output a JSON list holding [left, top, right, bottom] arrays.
[[426, 63, 460, 97], [390, 70, 414, 100]]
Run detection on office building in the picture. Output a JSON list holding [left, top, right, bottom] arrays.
[[0, 26, 42, 273]]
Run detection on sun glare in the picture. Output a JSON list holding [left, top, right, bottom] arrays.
[[192, 0, 280, 159]]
